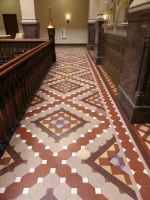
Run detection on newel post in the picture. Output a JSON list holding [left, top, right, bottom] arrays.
[[47, 7, 56, 62]]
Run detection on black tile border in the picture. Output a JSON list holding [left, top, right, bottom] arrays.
[[0, 145, 23, 176], [49, 80, 82, 94], [86, 137, 138, 200], [85, 48, 150, 169], [81, 92, 105, 111], [33, 108, 87, 141]]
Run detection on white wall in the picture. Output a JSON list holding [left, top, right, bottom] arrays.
[[0, 0, 23, 35], [34, 0, 89, 44]]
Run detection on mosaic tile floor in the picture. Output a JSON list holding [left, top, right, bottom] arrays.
[[0, 46, 150, 200]]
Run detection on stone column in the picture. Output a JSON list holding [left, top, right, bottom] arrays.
[[117, 1, 150, 123], [19, 0, 40, 38], [87, 0, 97, 50]]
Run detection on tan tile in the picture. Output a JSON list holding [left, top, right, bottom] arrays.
[[77, 164, 92, 177], [29, 183, 47, 200], [53, 183, 70, 200], [67, 156, 81, 168], [86, 143, 99, 153], [116, 194, 134, 200], [27, 157, 42, 168], [36, 132, 48, 140], [43, 137, 55, 146], [89, 172, 105, 187], [9, 135, 22, 146], [0, 172, 15, 187], [43, 173, 59, 188], [14, 143, 28, 152], [102, 183, 120, 200], [77, 149, 90, 160], [20, 149, 34, 160], [16, 194, 32, 200], [50, 143, 63, 153], [93, 137, 106, 147], [66, 194, 82, 200], [14, 164, 29, 177]]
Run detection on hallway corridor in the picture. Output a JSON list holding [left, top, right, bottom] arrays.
[[0, 46, 149, 200]]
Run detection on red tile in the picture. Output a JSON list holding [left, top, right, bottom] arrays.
[[47, 156, 61, 168], [92, 194, 107, 200], [5, 183, 23, 199], [21, 173, 38, 187], [56, 165, 71, 177], [129, 160, 144, 171], [34, 164, 50, 177], [134, 172, 150, 186], [66, 173, 82, 187], [140, 186, 150, 200], [58, 149, 72, 160], [78, 183, 95, 200], [68, 143, 81, 152], [39, 149, 53, 160]]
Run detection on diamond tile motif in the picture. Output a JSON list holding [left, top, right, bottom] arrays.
[[86, 137, 137, 199], [57, 67, 80, 74], [30, 95, 45, 106], [33, 108, 87, 140], [49, 80, 82, 94], [0, 145, 23, 176], [44, 74, 54, 80], [80, 73, 94, 82], [81, 92, 105, 110]]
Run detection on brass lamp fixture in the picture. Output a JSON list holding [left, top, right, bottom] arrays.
[[66, 14, 70, 23]]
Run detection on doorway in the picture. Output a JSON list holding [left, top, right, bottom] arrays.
[[3, 14, 19, 39]]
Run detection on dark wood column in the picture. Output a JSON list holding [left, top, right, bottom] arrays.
[[93, 20, 104, 65], [86, 20, 95, 51], [117, 9, 150, 123]]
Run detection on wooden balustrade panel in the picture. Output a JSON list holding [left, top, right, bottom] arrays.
[[0, 40, 53, 154], [101, 33, 127, 86], [0, 39, 47, 65]]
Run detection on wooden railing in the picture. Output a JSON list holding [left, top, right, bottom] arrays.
[[0, 39, 47, 65], [101, 33, 127, 86], [0, 39, 54, 154]]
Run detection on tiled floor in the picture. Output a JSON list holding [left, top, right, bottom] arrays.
[[0, 46, 150, 200]]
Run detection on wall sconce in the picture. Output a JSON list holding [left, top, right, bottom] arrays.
[[66, 15, 70, 23], [103, 15, 107, 21]]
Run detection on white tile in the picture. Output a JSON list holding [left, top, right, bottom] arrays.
[[72, 140, 76, 143], [38, 140, 43, 143], [62, 160, 67, 164], [71, 168, 77, 173], [15, 177, 21, 182], [63, 146, 68, 149], [22, 188, 29, 194], [27, 146, 32, 149], [16, 134, 20, 137], [89, 140, 93, 143], [53, 153, 58, 156], [29, 168, 35, 173], [45, 146, 50, 149], [34, 152, 39, 156], [82, 178, 88, 183], [81, 146, 85, 149], [26, 129, 31, 132], [60, 178, 66, 183], [42, 160, 47, 164], [0, 187, 6, 193], [37, 178, 43, 183], [96, 134, 101, 138], [22, 140, 26, 143], [50, 168, 56, 173], [32, 134, 36, 137], [72, 153, 76, 156], [71, 188, 77, 194], [95, 188, 101, 194]]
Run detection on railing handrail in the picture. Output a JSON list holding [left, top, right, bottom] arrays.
[[0, 39, 48, 43], [0, 39, 53, 78]]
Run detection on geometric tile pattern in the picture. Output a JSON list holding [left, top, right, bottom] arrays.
[[57, 67, 80, 74], [49, 80, 82, 94], [81, 92, 105, 110], [30, 95, 46, 107], [80, 73, 94, 82], [96, 62, 150, 163], [33, 108, 87, 140], [0, 145, 23, 176], [0, 46, 150, 200]]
